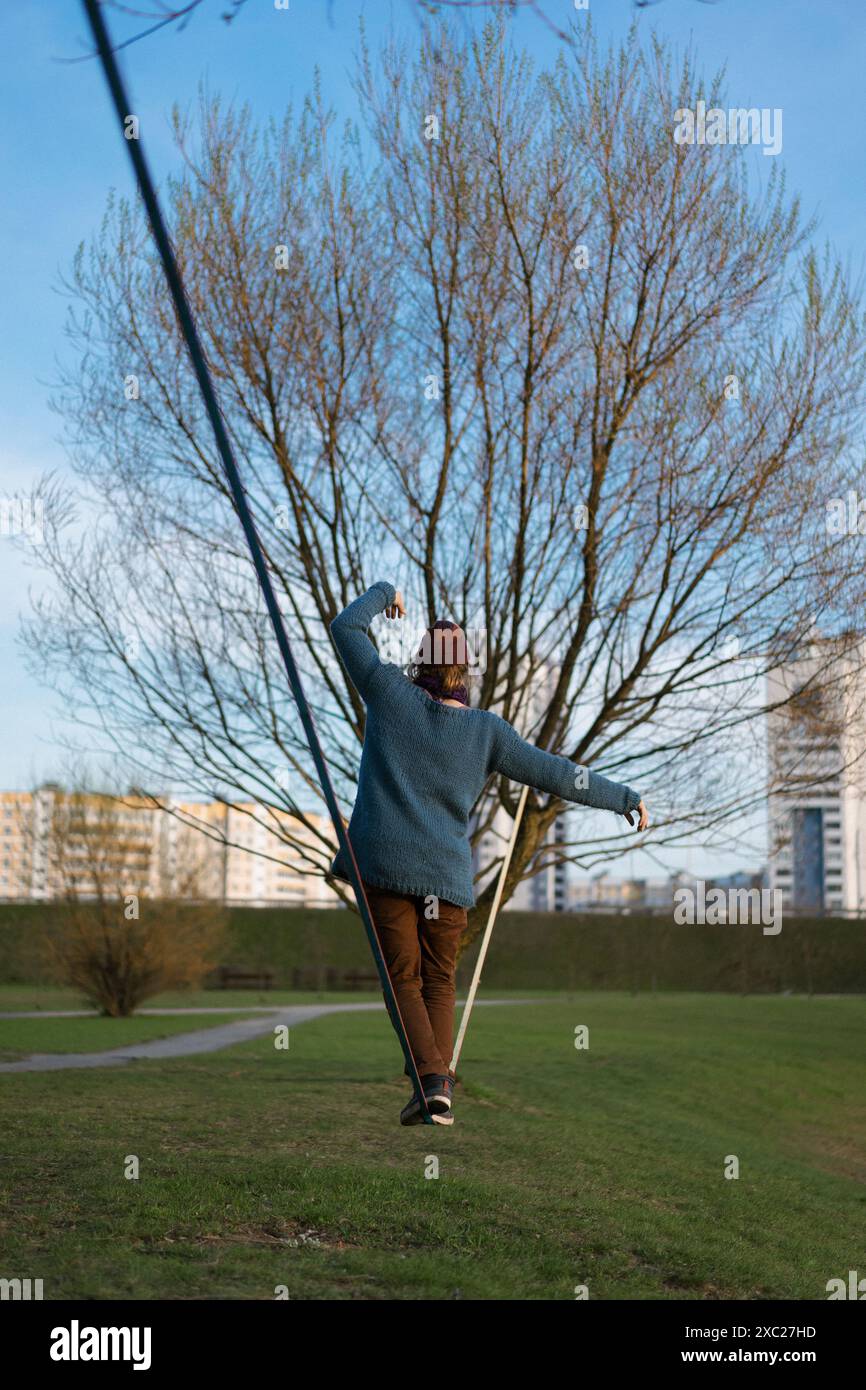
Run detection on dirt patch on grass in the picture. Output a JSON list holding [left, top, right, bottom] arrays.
[[141, 1222, 357, 1252], [792, 1126, 866, 1184], [625, 1250, 739, 1299]]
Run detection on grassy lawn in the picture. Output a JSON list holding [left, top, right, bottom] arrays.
[[0, 983, 543, 1014], [0, 1012, 262, 1061], [0, 993, 863, 1300], [0, 984, 382, 1013]]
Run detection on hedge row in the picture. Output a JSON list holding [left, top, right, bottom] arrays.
[[1, 901, 864, 993]]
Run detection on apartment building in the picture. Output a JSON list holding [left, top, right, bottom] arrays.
[[569, 869, 764, 912], [0, 788, 340, 907], [569, 872, 681, 911], [767, 633, 866, 913], [0, 791, 37, 899], [472, 802, 569, 912], [471, 656, 570, 912], [0, 787, 162, 901]]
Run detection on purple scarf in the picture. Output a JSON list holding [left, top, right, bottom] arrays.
[[412, 670, 470, 706]]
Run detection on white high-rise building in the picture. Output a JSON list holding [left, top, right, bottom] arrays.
[[471, 656, 570, 912], [767, 634, 866, 913], [473, 802, 568, 911], [0, 788, 340, 908]]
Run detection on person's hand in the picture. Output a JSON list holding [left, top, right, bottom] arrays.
[[623, 799, 649, 832], [385, 590, 405, 620]]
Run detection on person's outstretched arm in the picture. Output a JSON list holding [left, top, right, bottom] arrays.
[[490, 717, 644, 820], [329, 581, 397, 700]]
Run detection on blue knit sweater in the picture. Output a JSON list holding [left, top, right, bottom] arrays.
[[329, 582, 642, 908]]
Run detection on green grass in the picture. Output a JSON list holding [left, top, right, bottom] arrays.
[[1, 993, 864, 1299], [0, 1012, 261, 1061], [0, 984, 380, 1013]]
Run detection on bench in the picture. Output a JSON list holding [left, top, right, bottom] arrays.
[[291, 966, 380, 991], [340, 969, 381, 991], [214, 966, 274, 991]]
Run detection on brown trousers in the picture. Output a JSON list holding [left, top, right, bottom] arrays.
[[364, 883, 467, 1077]]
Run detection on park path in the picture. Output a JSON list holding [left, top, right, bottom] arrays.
[[0, 999, 528, 1073]]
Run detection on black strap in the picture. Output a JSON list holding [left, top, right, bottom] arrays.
[[81, 0, 432, 1123]]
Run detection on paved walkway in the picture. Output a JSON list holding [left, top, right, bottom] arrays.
[[0, 1006, 297, 1019], [0, 999, 528, 1073]]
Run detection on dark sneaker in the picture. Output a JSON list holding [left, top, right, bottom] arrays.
[[399, 1073, 455, 1126], [423, 1073, 454, 1115], [400, 1093, 425, 1126]]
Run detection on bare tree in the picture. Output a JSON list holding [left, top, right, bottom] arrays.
[[23, 20, 866, 948], [67, 0, 719, 64]]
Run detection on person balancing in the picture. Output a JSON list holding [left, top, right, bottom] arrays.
[[330, 582, 649, 1127]]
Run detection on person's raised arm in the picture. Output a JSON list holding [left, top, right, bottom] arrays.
[[329, 581, 401, 701], [490, 719, 648, 827]]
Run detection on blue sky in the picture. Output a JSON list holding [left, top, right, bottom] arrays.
[[1, 0, 864, 875]]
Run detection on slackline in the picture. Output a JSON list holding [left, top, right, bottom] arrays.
[[451, 784, 529, 1073], [81, 0, 433, 1123]]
